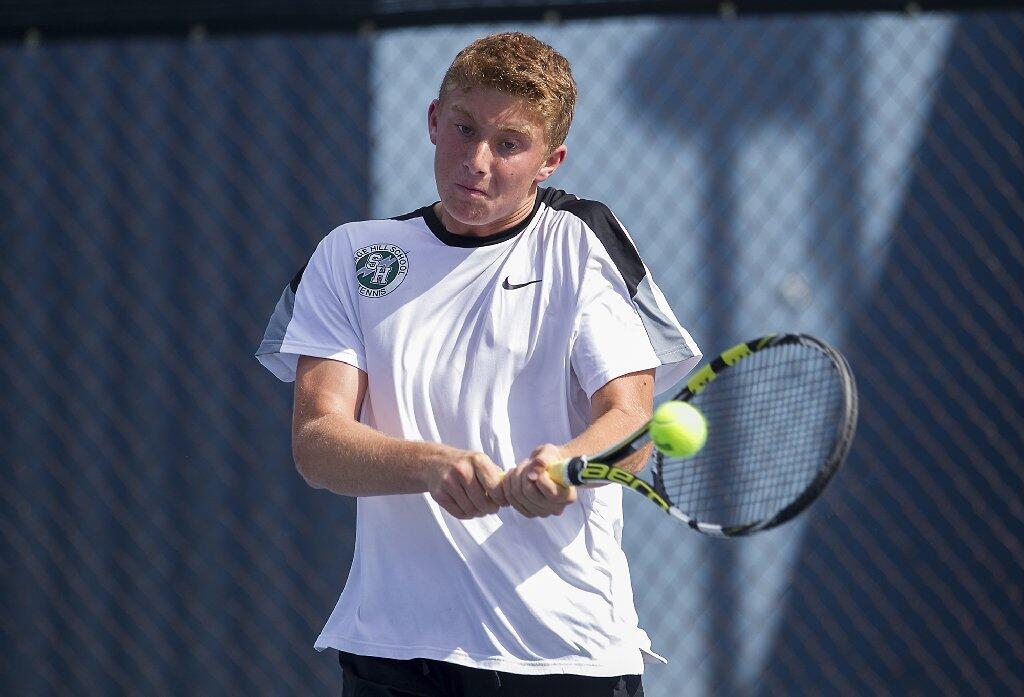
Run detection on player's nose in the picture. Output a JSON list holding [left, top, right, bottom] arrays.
[[463, 139, 491, 174]]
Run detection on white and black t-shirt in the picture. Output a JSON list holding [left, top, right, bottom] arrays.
[[257, 187, 701, 677]]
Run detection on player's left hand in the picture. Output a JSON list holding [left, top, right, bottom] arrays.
[[498, 443, 578, 518]]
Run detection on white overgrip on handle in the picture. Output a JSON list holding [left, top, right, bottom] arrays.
[[546, 456, 596, 487], [546, 460, 572, 487]]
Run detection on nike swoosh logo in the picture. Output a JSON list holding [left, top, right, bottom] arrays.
[[502, 276, 543, 290]]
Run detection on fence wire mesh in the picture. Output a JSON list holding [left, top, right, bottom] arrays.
[[2, 8, 1022, 697]]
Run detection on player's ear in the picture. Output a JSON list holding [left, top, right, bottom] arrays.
[[535, 143, 567, 183], [427, 100, 440, 145]]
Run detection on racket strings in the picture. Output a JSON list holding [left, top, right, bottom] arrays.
[[669, 391, 836, 514], [658, 343, 845, 527], [678, 376, 838, 516]]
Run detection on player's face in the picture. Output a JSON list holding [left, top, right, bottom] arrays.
[[428, 88, 566, 236]]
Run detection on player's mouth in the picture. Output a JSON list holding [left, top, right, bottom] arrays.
[[456, 183, 488, 197]]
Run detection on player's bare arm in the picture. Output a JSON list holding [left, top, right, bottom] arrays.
[[292, 355, 508, 517], [499, 368, 656, 518]]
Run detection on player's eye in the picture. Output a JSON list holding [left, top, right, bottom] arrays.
[[501, 140, 518, 152], [456, 124, 472, 136]]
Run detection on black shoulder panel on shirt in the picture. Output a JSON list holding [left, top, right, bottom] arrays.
[[289, 262, 307, 293], [541, 188, 647, 299]]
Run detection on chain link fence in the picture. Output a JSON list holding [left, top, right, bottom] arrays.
[[2, 7, 1022, 696]]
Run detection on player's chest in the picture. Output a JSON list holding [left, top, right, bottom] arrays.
[[352, 242, 573, 372]]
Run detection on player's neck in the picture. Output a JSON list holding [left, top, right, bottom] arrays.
[[434, 189, 538, 238]]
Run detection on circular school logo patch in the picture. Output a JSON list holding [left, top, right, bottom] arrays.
[[354, 244, 409, 298]]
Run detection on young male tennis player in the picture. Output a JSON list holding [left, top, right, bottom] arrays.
[[257, 31, 700, 697]]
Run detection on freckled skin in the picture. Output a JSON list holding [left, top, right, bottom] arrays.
[[427, 87, 567, 237]]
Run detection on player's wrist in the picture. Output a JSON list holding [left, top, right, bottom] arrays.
[[419, 442, 480, 490], [412, 442, 455, 488], [530, 442, 567, 463]]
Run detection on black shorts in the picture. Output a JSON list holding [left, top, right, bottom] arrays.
[[338, 651, 644, 697]]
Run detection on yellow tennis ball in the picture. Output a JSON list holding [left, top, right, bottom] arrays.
[[650, 401, 707, 457]]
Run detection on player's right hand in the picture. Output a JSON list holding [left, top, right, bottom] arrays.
[[426, 450, 508, 519]]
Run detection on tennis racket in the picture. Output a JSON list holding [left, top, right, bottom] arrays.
[[549, 333, 858, 537]]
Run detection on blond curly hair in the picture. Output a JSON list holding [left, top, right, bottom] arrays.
[[438, 32, 577, 152]]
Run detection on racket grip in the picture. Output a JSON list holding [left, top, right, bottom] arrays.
[[547, 457, 586, 487]]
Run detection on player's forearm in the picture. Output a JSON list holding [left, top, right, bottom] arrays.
[[559, 407, 653, 473], [292, 414, 453, 496]]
